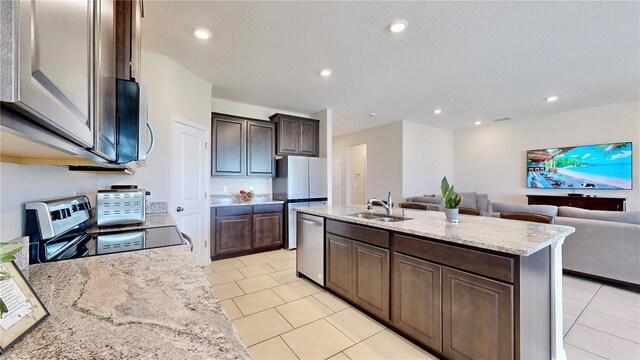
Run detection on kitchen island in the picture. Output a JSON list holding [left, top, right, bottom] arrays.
[[2, 244, 249, 359], [296, 205, 575, 360]]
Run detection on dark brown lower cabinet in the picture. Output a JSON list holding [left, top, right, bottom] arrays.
[[214, 215, 252, 256], [393, 253, 442, 352], [353, 241, 389, 321], [442, 267, 514, 360], [326, 233, 353, 299], [253, 212, 282, 248], [211, 204, 284, 259], [322, 220, 550, 360]]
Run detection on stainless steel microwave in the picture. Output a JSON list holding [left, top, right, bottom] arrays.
[[116, 79, 155, 164]]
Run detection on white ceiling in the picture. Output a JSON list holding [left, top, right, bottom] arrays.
[[142, 1, 639, 136]]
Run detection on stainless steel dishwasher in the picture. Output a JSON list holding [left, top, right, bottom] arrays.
[[296, 213, 325, 286]]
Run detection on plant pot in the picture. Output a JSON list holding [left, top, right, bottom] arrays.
[[444, 208, 459, 223]]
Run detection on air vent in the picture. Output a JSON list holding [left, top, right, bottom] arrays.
[[493, 117, 511, 122]]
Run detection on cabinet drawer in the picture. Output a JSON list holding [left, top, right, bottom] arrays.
[[326, 220, 390, 248], [394, 234, 514, 283], [253, 204, 284, 214], [216, 206, 252, 216]]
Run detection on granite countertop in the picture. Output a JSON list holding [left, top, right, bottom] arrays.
[[89, 212, 176, 234], [210, 200, 285, 208], [296, 205, 575, 256], [3, 245, 250, 359]]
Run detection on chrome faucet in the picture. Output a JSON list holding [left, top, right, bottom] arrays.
[[368, 192, 394, 216]]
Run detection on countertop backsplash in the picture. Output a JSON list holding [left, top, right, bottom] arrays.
[[146, 201, 168, 214], [8, 235, 30, 279]]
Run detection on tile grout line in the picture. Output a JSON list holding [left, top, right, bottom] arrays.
[[279, 334, 302, 360], [564, 282, 603, 338], [573, 322, 640, 345], [583, 306, 640, 326], [563, 343, 607, 360]]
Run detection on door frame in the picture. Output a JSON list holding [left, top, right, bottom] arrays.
[[332, 155, 342, 205], [170, 116, 210, 266]]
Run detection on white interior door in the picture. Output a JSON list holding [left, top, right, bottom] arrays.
[[331, 156, 341, 205], [170, 117, 209, 266]]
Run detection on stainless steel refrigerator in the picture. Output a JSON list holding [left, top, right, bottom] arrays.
[[273, 156, 327, 249]]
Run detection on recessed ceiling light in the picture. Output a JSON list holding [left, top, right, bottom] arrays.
[[388, 19, 408, 33], [545, 96, 559, 102], [193, 28, 212, 40], [433, 109, 443, 114], [474, 121, 482, 125], [368, 113, 376, 118], [320, 69, 332, 77]]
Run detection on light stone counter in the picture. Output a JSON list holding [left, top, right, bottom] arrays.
[[296, 205, 575, 256], [210, 200, 285, 208], [2, 245, 250, 359]]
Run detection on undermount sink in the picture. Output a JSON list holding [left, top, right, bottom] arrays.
[[344, 212, 412, 223]]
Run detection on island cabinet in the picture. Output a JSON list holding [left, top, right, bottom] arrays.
[[269, 113, 320, 157], [211, 204, 283, 260], [325, 220, 390, 321], [322, 218, 554, 360], [393, 253, 442, 352]]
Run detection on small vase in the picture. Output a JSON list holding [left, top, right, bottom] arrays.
[[444, 208, 459, 223]]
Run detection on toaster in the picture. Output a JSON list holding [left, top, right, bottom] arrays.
[[96, 189, 146, 226]]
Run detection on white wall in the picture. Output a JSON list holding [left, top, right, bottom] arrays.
[[209, 98, 312, 196], [402, 121, 454, 198], [332, 120, 454, 205], [98, 50, 212, 202], [333, 121, 404, 204], [0, 163, 99, 240], [453, 101, 640, 211]]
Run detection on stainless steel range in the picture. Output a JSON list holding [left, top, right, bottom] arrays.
[[25, 196, 184, 263]]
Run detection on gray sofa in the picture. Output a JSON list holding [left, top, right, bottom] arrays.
[[402, 192, 491, 215], [491, 202, 640, 286]]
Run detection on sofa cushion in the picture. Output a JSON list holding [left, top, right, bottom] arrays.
[[476, 194, 490, 212], [457, 192, 476, 209], [410, 196, 444, 205], [491, 202, 558, 217], [556, 216, 640, 285], [558, 206, 640, 225]]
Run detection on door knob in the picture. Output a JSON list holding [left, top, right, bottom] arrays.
[[176, 206, 184, 212]]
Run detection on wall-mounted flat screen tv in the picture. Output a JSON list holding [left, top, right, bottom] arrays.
[[527, 142, 632, 190]]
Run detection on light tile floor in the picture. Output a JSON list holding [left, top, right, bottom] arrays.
[[204, 250, 640, 359]]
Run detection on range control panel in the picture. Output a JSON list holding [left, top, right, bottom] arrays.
[[25, 196, 92, 240]]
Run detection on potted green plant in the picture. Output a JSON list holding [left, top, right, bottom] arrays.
[[441, 177, 463, 222], [0, 243, 25, 317]]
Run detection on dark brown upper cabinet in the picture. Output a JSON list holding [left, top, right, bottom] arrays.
[[211, 113, 275, 178], [247, 120, 276, 177], [269, 113, 320, 157]]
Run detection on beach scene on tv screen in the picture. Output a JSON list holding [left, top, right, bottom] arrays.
[[527, 142, 632, 190]]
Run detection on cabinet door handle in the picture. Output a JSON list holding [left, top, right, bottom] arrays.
[[301, 219, 322, 226], [176, 206, 184, 212]]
